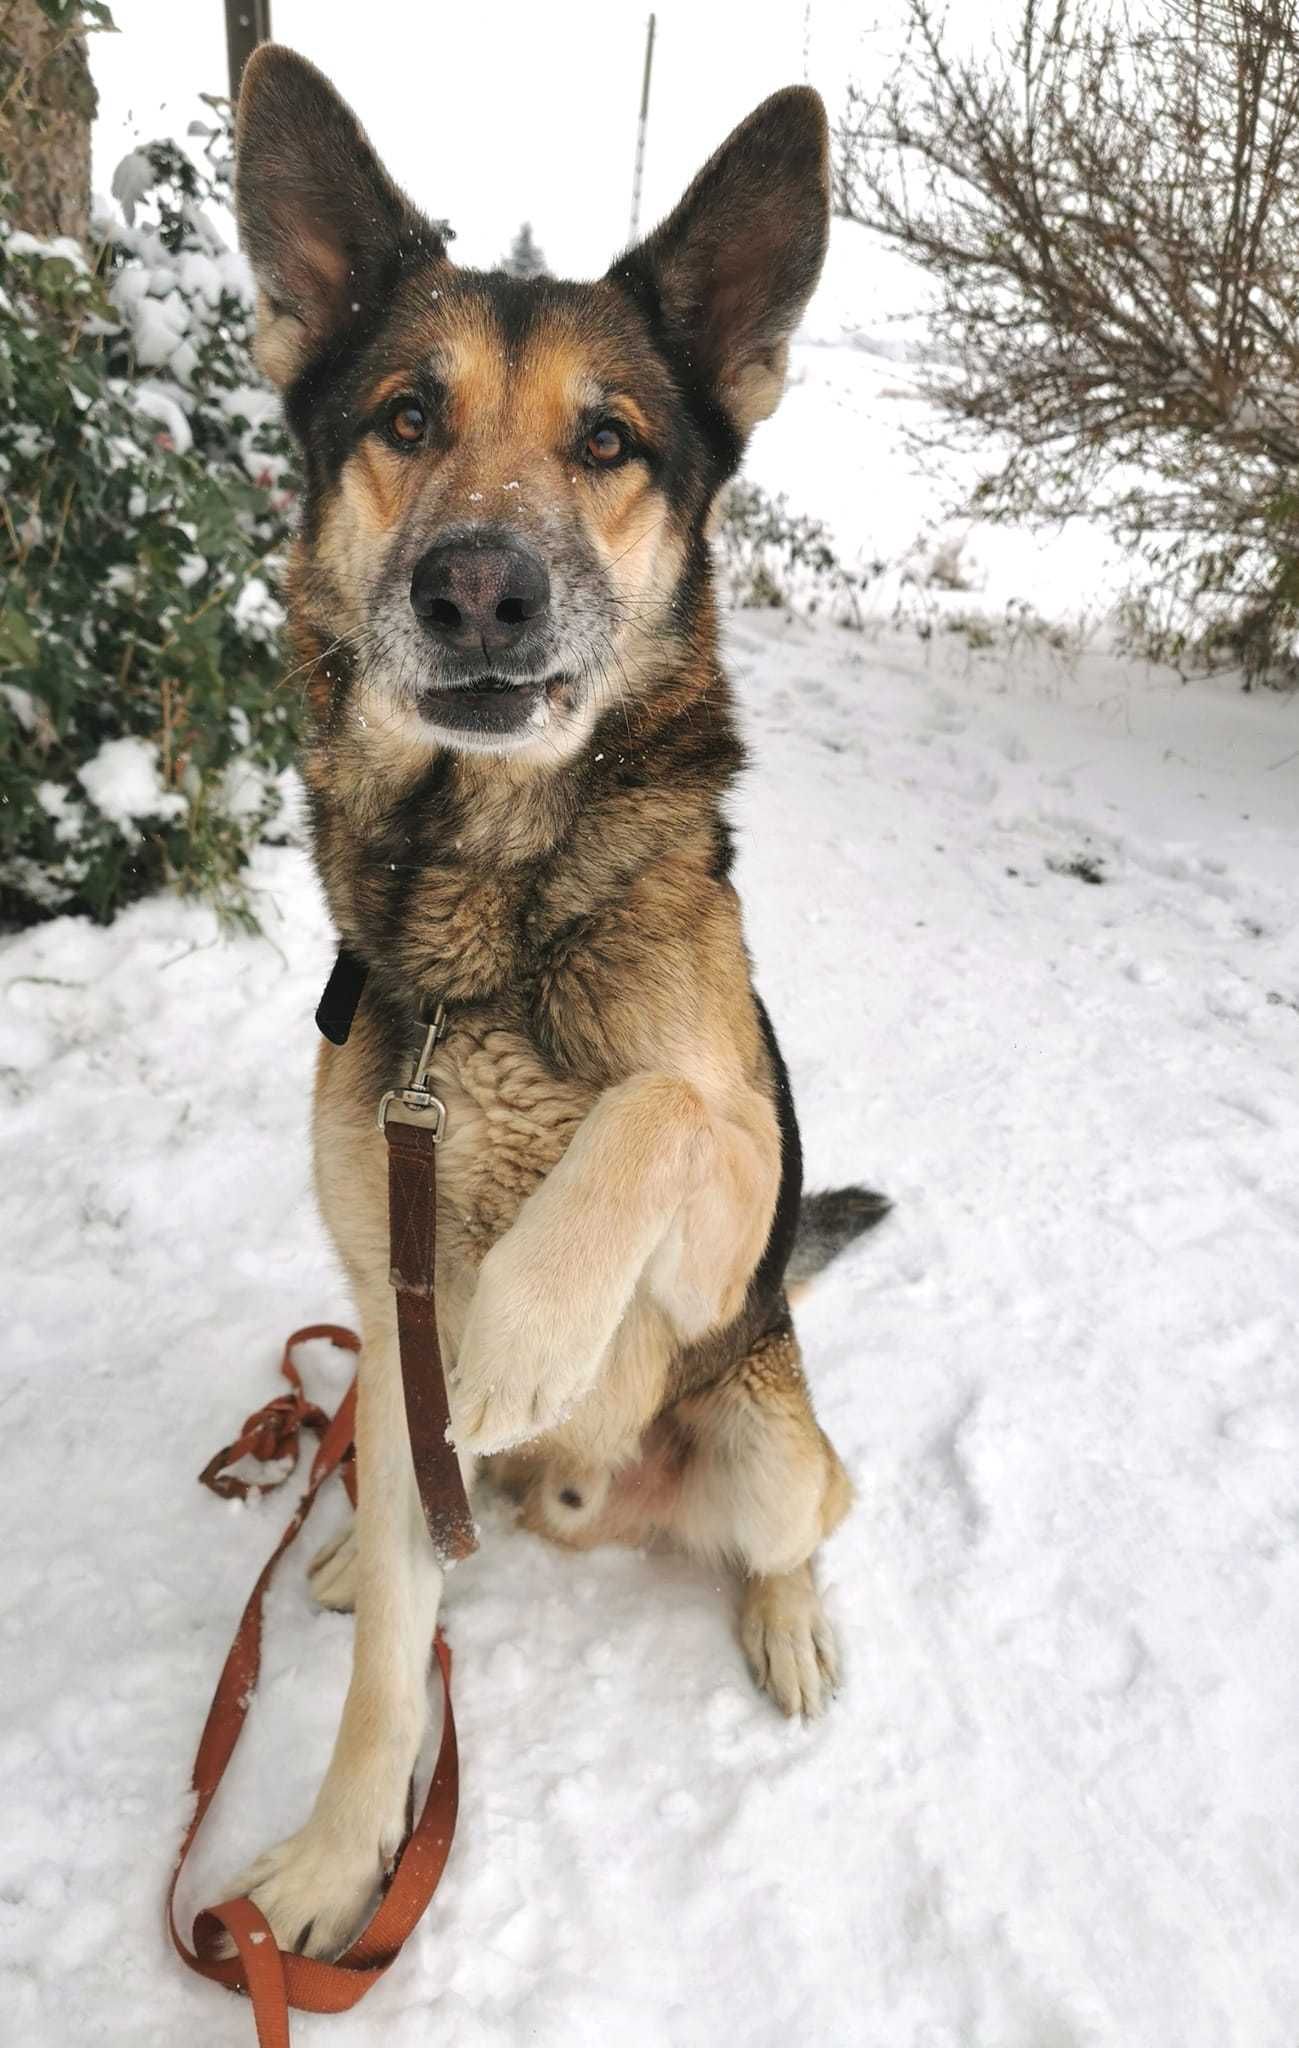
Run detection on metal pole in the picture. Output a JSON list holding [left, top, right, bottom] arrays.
[[225, 0, 273, 102], [628, 12, 656, 244]]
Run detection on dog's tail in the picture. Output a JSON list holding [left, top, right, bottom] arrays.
[[786, 1186, 891, 1301]]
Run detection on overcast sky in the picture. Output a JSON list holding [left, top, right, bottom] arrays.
[[88, 0, 915, 276]]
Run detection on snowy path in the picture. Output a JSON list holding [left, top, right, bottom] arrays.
[[3, 612, 1298, 2046]]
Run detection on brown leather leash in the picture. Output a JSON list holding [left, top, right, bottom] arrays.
[[170, 999, 478, 2041], [378, 1002, 477, 1564]]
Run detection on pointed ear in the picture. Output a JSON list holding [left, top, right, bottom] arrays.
[[611, 87, 829, 441], [235, 45, 445, 388]]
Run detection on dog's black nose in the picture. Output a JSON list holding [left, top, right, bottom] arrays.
[[410, 536, 550, 656]]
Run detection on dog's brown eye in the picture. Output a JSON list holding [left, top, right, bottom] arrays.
[[388, 400, 426, 446], [585, 423, 625, 466]]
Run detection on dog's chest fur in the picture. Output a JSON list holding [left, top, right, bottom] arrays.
[[307, 674, 746, 1054], [311, 684, 756, 1285], [430, 1019, 591, 1256]]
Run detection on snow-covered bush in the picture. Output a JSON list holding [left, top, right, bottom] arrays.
[[716, 480, 876, 624], [0, 106, 297, 927]]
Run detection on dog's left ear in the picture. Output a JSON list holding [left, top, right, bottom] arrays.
[[612, 87, 829, 441]]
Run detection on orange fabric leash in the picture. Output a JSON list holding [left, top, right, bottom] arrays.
[[168, 1325, 461, 2043]]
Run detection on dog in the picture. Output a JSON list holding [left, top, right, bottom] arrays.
[[230, 44, 888, 1958]]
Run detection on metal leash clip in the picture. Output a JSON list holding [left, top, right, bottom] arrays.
[[377, 1001, 448, 1138]]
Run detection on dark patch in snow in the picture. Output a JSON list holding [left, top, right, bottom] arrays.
[[1047, 852, 1106, 885]]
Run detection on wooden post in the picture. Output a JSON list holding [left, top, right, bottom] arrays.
[[225, 0, 273, 101], [628, 12, 656, 244]]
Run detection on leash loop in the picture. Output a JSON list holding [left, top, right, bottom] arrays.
[[169, 1326, 460, 2043], [197, 1320, 352, 1501]]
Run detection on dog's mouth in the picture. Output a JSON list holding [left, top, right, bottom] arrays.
[[456, 675, 526, 695], [417, 672, 573, 740]]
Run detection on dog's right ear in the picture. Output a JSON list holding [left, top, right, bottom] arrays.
[[609, 87, 829, 444], [235, 45, 444, 388]]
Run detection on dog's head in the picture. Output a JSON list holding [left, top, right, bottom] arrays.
[[236, 48, 828, 761]]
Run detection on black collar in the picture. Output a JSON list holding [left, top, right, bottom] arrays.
[[315, 947, 368, 1046]]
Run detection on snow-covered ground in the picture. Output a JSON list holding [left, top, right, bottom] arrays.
[[4, 258, 1299, 2046]]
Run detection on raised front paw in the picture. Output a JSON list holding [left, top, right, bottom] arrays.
[[225, 1807, 402, 1960], [451, 1238, 604, 1457]]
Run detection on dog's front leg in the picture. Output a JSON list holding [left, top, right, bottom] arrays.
[[453, 1071, 777, 1456], [231, 1288, 448, 1958]]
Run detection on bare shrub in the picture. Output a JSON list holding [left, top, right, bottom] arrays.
[[715, 481, 879, 624], [836, 0, 1299, 685]]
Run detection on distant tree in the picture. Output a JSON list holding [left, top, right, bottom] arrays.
[[500, 221, 548, 279], [835, 0, 1299, 684], [0, 0, 108, 242]]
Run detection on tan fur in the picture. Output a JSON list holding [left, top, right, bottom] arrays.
[[251, 287, 311, 389], [726, 340, 794, 434], [346, 438, 424, 536], [497, 1320, 851, 1566], [313, 993, 786, 1469]]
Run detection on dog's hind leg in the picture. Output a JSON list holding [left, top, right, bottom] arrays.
[[227, 1280, 450, 1958], [671, 1313, 852, 1720]]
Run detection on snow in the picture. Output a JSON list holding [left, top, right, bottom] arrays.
[[6, 229, 88, 272], [127, 380, 195, 455], [76, 734, 186, 830], [1, 681, 39, 730], [4, 240, 1299, 2045], [750, 332, 1127, 637], [795, 213, 936, 359], [128, 290, 195, 377], [35, 781, 87, 845], [177, 249, 225, 309], [233, 575, 287, 641], [218, 756, 275, 824], [110, 147, 158, 224]]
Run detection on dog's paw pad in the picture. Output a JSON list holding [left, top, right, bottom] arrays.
[[452, 1357, 587, 1458]]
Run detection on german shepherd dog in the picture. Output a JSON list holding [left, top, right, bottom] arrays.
[[231, 46, 887, 1956]]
